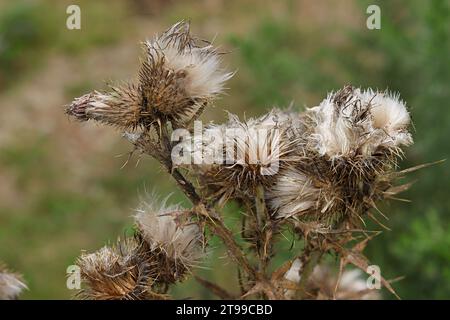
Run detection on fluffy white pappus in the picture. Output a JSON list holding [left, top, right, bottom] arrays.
[[145, 21, 233, 100], [321, 268, 379, 300], [0, 271, 27, 300], [283, 258, 302, 299], [258, 108, 299, 127], [284, 264, 379, 300], [78, 245, 123, 276], [309, 87, 412, 159], [267, 167, 319, 219], [359, 88, 413, 148], [223, 112, 297, 175], [309, 93, 363, 158], [284, 259, 303, 283], [338, 269, 368, 293], [134, 197, 204, 267], [232, 113, 284, 176], [193, 114, 282, 176]]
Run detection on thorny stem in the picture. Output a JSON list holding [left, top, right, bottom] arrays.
[[160, 159, 257, 280], [164, 160, 256, 279], [254, 185, 266, 229], [142, 123, 325, 300], [155, 122, 257, 281], [163, 160, 256, 279], [254, 184, 273, 276], [169, 165, 202, 204], [297, 250, 322, 299], [194, 275, 235, 299], [195, 203, 257, 279], [237, 266, 246, 296]]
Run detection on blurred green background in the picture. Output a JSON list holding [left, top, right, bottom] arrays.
[[0, 0, 448, 299]]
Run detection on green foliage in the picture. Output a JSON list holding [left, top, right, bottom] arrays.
[[0, 2, 55, 88], [0, 0, 126, 90], [229, 19, 339, 108], [229, 21, 304, 106]]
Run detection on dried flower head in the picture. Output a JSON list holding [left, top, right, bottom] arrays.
[[307, 85, 412, 159], [134, 197, 204, 282], [0, 264, 27, 300], [140, 21, 233, 126], [284, 261, 379, 300], [191, 110, 300, 204], [266, 165, 320, 220], [359, 88, 412, 149], [66, 84, 142, 129], [76, 237, 165, 300], [308, 266, 380, 300], [66, 21, 232, 129], [267, 86, 413, 227]]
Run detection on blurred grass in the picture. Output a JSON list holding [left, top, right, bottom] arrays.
[[0, 0, 448, 299], [0, 0, 127, 89]]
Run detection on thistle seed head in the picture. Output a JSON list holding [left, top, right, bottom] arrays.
[[308, 266, 380, 300], [267, 86, 414, 226], [192, 109, 301, 204], [283, 262, 379, 300], [307, 85, 412, 159], [139, 21, 233, 126], [266, 166, 319, 220], [268, 152, 399, 226], [134, 197, 204, 282], [0, 264, 27, 300], [76, 237, 163, 300]]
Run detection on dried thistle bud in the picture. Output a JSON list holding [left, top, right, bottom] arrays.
[[76, 238, 165, 300], [139, 21, 233, 126], [66, 83, 143, 129], [65, 92, 92, 121], [284, 261, 379, 300], [0, 264, 27, 300], [191, 109, 300, 204], [134, 197, 204, 283]]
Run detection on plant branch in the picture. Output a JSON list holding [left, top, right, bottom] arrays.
[[296, 250, 322, 299], [194, 275, 236, 299], [151, 124, 257, 280], [255, 184, 273, 276]]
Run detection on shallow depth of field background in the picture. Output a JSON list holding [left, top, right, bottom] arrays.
[[0, 0, 448, 299]]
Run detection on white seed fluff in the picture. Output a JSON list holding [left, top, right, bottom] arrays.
[[134, 198, 203, 267], [267, 167, 319, 219], [309, 87, 412, 159], [145, 22, 233, 101], [0, 272, 27, 300]]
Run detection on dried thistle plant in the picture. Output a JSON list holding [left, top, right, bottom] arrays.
[[65, 21, 435, 300]]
